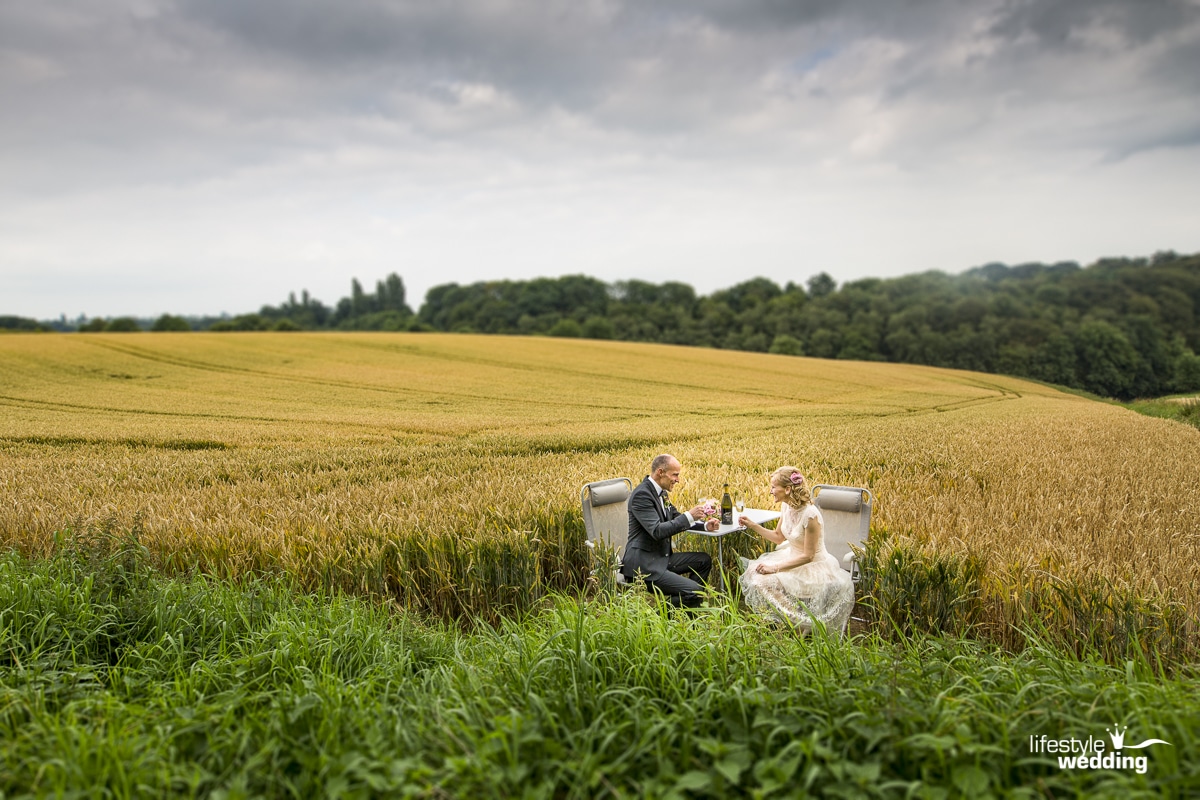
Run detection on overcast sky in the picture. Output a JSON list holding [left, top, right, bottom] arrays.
[[3, 0, 1199, 320]]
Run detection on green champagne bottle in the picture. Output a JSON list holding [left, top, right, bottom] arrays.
[[721, 483, 733, 525]]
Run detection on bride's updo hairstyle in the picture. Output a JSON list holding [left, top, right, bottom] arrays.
[[771, 466, 811, 509]]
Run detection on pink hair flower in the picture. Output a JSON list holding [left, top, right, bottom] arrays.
[[789, 472, 805, 486]]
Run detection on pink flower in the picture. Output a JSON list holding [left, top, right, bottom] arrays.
[[697, 498, 719, 519], [789, 472, 805, 486]]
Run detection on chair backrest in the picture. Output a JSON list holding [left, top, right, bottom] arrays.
[[813, 484, 873, 573], [581, 478, 634, 552]]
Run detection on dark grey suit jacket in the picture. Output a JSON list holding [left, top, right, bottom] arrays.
[[621, 476, 703, 579]]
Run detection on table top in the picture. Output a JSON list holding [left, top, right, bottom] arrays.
[[692, 506, 781, 537]]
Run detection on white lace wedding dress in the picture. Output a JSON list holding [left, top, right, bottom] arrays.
[[738, 503, 855, 633]]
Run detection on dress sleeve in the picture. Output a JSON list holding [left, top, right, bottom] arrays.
[[800, 505, 822, 532]]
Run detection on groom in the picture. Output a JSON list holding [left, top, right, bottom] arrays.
[[622, 454, 716, 607]]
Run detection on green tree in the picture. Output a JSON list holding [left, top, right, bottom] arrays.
[[768, 334, 804, 356], [742, 332, 769, 352], [806, 272, 836, 298], [1029, 334, 1078, 386], [106, 317, 141, 332], [710, 278, 782, 313], [351, 279, 368, 317], [807, 328, 840, 359], [376, 273, 410, 313], [1173, 351, 1200, 392], [1119, 315, 1172, 397], [210, 314, 268, 332], [0, 316, 48, 331], [996, 343, 1032, 377], [548, 318, 583, 338], [838, 331, 877, 361], [1073, 321, 1140, 398], [152, 314, 191, 332], [582, 317, 614, 340]]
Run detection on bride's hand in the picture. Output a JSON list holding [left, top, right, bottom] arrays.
[[755, 563, 777, 575]]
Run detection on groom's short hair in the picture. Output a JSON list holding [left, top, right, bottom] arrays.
[[650, 454, 675, 474]]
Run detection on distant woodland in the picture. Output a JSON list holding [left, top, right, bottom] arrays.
[[6, 251, 1200, 401]]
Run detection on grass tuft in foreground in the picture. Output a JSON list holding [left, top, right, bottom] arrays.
[[2, 542, 1198, 798]]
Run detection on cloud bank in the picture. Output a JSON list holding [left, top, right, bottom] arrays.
[[3, 0, 1199, 317]]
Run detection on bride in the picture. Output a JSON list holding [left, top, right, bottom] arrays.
[[737, 467, 854, 634]]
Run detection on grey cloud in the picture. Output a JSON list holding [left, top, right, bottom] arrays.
[[3, 0, 1199, 192], [172, 1, 631, 105], [679, 0, 845, 32], [975, 0, 1200, 158], [160, 0, 1200, 144], [988, 0, 1200, 46], [688, 0, 962, 39]]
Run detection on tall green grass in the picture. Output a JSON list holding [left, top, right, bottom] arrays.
[[1125, 397, 1200, 431], [58, 506, 592, 627], [46, 508, 1200, 672], [2, 541, 1197, 798], [854, 529, 1199, 669]]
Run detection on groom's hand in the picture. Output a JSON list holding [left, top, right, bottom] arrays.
[[686, 504, 707, 519]]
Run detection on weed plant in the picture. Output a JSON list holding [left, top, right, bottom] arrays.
[[2, 543, 1197, 798]]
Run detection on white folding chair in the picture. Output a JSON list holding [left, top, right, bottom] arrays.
[[813, 484, 874, 632], [813, 484, 873, 581], [581, 477, 634, 586]]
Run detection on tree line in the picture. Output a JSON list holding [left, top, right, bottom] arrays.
[[6, 251, 1200, 400], [195, 273, 415, 333], [411, 252, 1200, 400]]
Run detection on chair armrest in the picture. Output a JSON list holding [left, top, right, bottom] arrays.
[[842, 552, 857, 565]]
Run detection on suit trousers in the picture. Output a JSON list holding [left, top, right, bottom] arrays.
[[647, 551, 713, 608]]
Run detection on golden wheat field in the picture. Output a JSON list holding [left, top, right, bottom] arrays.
[[2, 332, 1199, 630]]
